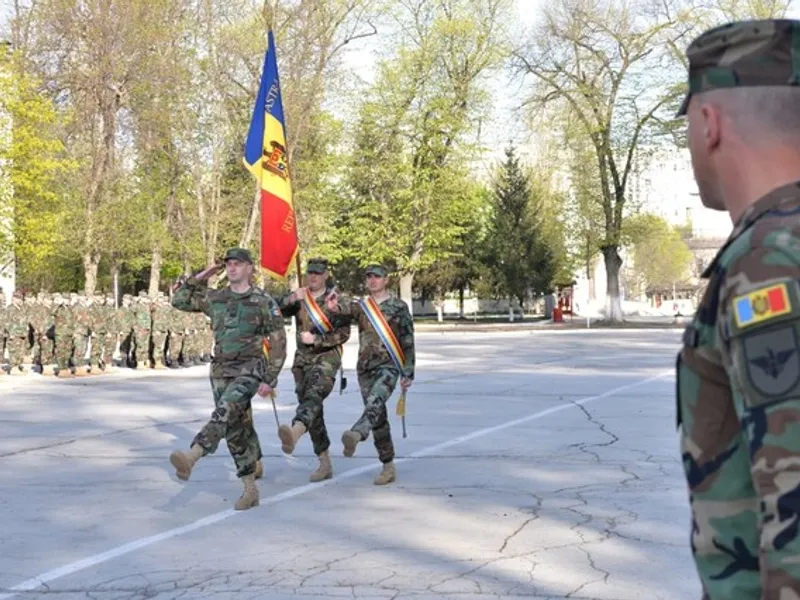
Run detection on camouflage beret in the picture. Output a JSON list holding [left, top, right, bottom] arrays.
[[224, 247, 253, 264], [365, 264, 388, 277], [678, 19, 800, 115], [306, 257, 329, 274]]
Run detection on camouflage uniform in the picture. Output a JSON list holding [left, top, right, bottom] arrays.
[[71, 295, 91, 372], [4, 293, 27, 371], [132, 293, 152, 368], [52, 294, 73, 374], [167, 304, 185, 367], [117, 295, 134, 367], [676, 20, 800, 599], [0, 295, 7, 372], [170, 248, 287, 480], [88, 296, 112, 369], [31, 293, 53, 371], [278, 258, 351, 460], [336, 265, 415, 467], [151, 296, 170, 368]]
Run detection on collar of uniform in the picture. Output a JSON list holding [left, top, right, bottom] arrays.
[[700, 180, 800, 279]]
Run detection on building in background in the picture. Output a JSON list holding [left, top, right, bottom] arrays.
[[571, 147, 729, 316]]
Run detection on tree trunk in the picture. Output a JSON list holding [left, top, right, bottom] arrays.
[[400, 273, 414, 316], [602, 244, 624, 322], [111, 260, 119, 308], [241, 185, 261, 249], [458, 287, 465, 319], [82, 252, 100, 296], [148, 242, 162, 296]]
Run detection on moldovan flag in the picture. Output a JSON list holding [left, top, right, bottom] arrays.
[[243, 30, 298, 279]]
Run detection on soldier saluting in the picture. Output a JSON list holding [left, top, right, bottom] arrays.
[[168, 248, 287, 510]]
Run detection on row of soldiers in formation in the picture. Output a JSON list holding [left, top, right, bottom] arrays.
[[0, 290, 212, 377]]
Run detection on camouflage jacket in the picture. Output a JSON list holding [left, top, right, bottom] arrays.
[[677, 182, 800, 599], [279, 288, 351, 364], [336, 295, 414, 378], [5, 304, 28, 337], [152, 302, 170, 332], [172, 278, 287, 385], [132, 303, 151, 330], [29, 304, 51, 335], [88, 303, 108, 335]]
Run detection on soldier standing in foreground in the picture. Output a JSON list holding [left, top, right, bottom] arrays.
[[677, 19, 800, 599], [276, 257, 351, 482], [168, 248, 286, 510], [327, 264, 414, 485]]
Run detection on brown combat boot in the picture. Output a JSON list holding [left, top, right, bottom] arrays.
[[341, 430, 361, 457], [277, 421, 307, 454], [169, 444, 204, 481], [374, 462, 396, 485], [234, 474, 259, 510], [254, 460, 264, 480], [309, 450, 332, 482]]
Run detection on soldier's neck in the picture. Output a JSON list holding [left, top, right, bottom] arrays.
[[370, 290, 390, 303], [308, 285, 325, 297], [229, 282, 252, 294]]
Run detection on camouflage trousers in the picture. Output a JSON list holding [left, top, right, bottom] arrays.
[[72, 333, 89, 366], [169, 333, 184, 364], [291, 353, 339, 456], [133, 328, 149, 368], [152, 330, 167, 365], [351, 366, 399, 464], [32, 334, 50, 365], [192, 375, 262, 478], [5, 335, 28, 367], [182, 332, 199, 362], [90, 333, 112, 367], [53, 328, 73, 369]]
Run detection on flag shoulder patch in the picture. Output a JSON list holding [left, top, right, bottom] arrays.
[[732, 282, 793, 330]]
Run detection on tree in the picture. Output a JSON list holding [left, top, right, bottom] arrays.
[[0, 48, 75, 291], [513, 0, 693, 321], [484, 146, 554, 311], [623, 213, 692, 296], [336, 0, 512, 311], [414, 195, 491, 321], [15, 0, 184, 294]]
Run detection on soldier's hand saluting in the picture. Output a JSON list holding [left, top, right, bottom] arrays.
[[195, 263, 224, 282]]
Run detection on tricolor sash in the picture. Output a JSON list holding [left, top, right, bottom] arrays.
[[360, 296, 405, 372], [303, 293, 334, 334], [302, 290, 347, 393]]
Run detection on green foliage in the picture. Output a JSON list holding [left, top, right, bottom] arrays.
[[323, 0, 511, 287], [0, 56, 76, 289], [482, 146, 557, 306], [623, 213, 693, 293]]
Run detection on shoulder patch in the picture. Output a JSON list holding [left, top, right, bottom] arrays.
[[733, 283, 792, 329], [741, 324, 800, 403]]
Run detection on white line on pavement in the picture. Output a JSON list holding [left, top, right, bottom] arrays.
[[0, 371, 671, 599]]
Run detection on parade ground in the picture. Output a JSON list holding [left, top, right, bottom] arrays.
[[0, 328, 699, 600]]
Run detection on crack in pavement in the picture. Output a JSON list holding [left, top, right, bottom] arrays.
[[568, 403, 620, 464], [499, 496, 542, 554]]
